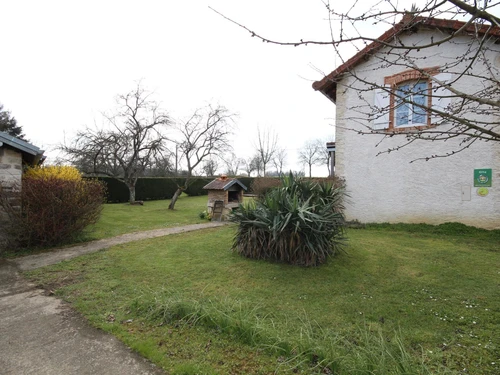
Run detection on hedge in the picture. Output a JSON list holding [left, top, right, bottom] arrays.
[[183, 176, 255, 196], [86, 177, 180, 203], [184, 178, 212, 196], [250, 176, 341, 197], [86, 176, 259, 203]]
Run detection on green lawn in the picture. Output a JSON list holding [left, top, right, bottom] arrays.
[[26, 222, 500, 374], [79, 194, 208, 241]]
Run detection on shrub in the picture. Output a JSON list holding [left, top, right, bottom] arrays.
[[1, 176, 106, 249], [198, 210, 211, 220], [231, 173, 346, 266], [24, 165, 82, 181], [250, 177, 281, 197]]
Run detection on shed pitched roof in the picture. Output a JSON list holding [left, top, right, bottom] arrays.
[[312, 15, 500, 102], [203, 177, 247, 191], [0, 132, 45, 165]]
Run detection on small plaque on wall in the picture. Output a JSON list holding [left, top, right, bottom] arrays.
[[477, 187, 489, 197], [474, 169, 492, 187]]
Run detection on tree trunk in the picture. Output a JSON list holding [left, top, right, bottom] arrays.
[[309, 164, 312, 178], [169, 176, 189, 210], [128, 184, 136, 204], [168, 187, 183, 210]]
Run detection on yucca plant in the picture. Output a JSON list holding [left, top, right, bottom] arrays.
[[231, 173, 346, 266]]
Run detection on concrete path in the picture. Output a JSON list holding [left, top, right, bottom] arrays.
[[0, 222, 227, 374]]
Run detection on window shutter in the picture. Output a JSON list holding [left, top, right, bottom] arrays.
[[431, 73, 452, 125], [373, 87, 390, 130]]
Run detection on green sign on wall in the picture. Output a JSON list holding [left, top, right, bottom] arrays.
[[474, 169, 492, 187]]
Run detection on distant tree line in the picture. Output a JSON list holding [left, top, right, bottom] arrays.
[[0, 83, 331, 206]]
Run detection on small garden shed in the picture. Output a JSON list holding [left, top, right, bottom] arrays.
[[0, 132, 44, 193], [203, 175, 247, 219], [0, 132, 44, 229]]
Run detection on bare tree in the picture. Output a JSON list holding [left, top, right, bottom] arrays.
[[143, 153, 175, 177], [314, 138, 333, 176], [252, 154, 264, 177], [242, 155, 258, 176], [212, 2, 500, 158], [319, 144, 332, 177], [298, 140, 323, 178], [169, 104, 235, 210], [255, 127, 278, 176], [272, 148, 287, 176], [223, 152, 244, 175], [61, 84, 170, 203], [202, 158, 219, 176]]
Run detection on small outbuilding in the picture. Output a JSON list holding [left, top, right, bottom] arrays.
[[0, 132, 45, 192], [203, 175, 247, 220], [0, 132, 45, 225]]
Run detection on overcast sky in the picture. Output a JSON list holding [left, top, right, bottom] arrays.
[[0, 0, 418, 176]]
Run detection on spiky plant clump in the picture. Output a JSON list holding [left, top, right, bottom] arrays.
[[231, 173, 346, 266]]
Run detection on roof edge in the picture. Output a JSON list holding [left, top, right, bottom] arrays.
[[223, 179, 248, 191], [0, 131, 45, 158], [203, 178, 248, 191], [312, 14, 500, 101]]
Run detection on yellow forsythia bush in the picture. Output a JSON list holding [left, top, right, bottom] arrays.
[[7, 165, 107, 248], [24, 165, 82, 181]]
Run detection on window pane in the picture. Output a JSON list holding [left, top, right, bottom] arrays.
[[395, 86, 409, 126], [396, 103, 409, 126], [413, 82, 428, 124]]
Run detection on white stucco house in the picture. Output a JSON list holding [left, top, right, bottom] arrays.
[[313, 15, 500, 229]]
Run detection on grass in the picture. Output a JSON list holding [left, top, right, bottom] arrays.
[[25, 222, 500, 374], [81, 194, 253, 241], [79, 194, 208, 241]]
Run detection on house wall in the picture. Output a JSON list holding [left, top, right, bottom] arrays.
[[335, 31, 500, 229], [207, 190, 228, 206], [0, 147, 22, 190], [206, 190, 231, 220], [0, 147, 22, 223]]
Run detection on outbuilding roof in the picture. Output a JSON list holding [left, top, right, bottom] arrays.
[[203, 176, 247, 191], [312, 15, 500, 103], [0, 131, 45, 165]]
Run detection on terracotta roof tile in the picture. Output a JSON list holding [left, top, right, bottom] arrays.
[[203, 177, 247, 191]]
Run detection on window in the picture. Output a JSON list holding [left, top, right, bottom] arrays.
[[395, 81, 429, 127], [372, 68, 451, 131]]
